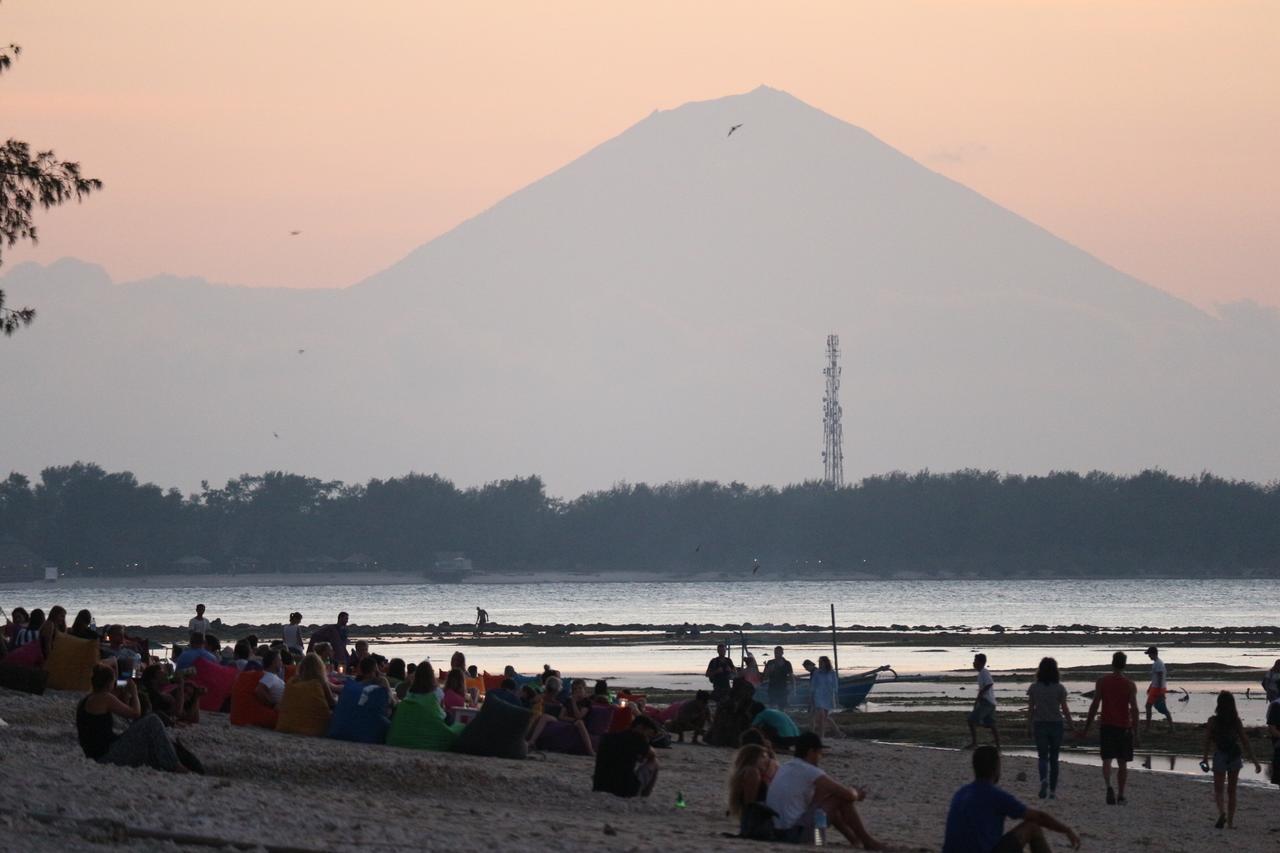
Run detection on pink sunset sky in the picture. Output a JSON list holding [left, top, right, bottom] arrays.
[[4, 0, 1277, 309]]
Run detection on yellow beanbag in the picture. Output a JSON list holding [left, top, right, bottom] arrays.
[[44, 634, 100, 691], [275, 679, 332, 737]]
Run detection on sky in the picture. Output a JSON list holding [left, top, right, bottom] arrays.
[[3, 1, 1277, 310]]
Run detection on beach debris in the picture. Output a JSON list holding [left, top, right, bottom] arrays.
[[603, 824, 618, 836]]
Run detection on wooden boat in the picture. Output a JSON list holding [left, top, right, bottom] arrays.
[[789, 664, 897, 710]]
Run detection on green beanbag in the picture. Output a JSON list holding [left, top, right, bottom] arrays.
[[387, 691, 462, 752]]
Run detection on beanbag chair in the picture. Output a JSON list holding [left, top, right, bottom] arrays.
[[44, 634, 99, 691], [327, 679, 391, 744], [3, 639, 45, 669], [608, 703, 636, 733], [276, 679, 332, 736], [191, 657, 239, 712], [465, 676, 486, 698], [456, 693, 530, 760], [482, 673, 505, 692], [229, 670, 278, 729], [0, 662, 47, 694], [387, 691, 463, 752], [654, 702, 684, 724]]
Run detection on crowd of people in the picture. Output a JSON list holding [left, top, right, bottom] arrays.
[[1, 600, 1278, 851]]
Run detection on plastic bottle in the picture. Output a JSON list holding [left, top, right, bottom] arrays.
[[812, 809, 827, 846]]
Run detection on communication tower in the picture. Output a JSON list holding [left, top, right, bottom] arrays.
[[822, 334, 845, 487]]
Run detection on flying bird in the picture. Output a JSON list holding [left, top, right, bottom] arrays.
[[727, 124, 743, 137], [297, 349, 305, 354], [695, 544, 701, 553], [289, 230, 302, 236], [273, 432, 279, 439]]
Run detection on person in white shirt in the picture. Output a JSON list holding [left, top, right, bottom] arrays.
[[188, 604, 210, 637], [967, 653, 1001, 749], [764, 732, 887, 849], [281, 611, 305, 656], [255, 649, 287, 707], [1144, 646, 1174, 733]]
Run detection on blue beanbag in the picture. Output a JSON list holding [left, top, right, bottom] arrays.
[[327, 679, 391, 744]]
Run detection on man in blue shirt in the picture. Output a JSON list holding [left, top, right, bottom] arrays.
[[943, 746, 1079, 853], [174, 632, 217, 671]]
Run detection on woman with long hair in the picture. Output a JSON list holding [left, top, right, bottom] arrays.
[[810, 656, 843, 739], [69, 609, 99, 641], [442, 667, 468, 712], [14, 608, 44, 649], [1026, 656, 1073, 799], [39, 605, 67, 653], [726, 743, 778, 835], [1201, 691, 1262, 828], [76, 664, 200, 772]]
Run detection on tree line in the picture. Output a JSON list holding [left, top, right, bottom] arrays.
[[0, 463, 1278, 579]]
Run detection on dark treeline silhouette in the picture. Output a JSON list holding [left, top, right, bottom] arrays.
[[1, 462, 1278, 579]]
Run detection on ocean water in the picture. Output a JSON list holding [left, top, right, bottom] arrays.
[[7, 577, 1277, 632]]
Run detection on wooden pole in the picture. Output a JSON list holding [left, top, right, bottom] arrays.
[[830, 602, 839, 677]]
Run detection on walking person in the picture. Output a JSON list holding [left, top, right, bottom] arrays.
[[1081, 651, 1140, 805], [1143, 645, 1174, 733], [762, 646, 794, 710], [1026, 657, 1073, 800], [811, 655, 844, 738], [1261, 658, 1280, 703], [281, 611, 305, 657], [1200, 691, 1262, 829], [967, 653, 1000, 749]]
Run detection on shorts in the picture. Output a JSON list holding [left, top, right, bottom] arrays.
[[968, 700, 996, 728], [1212, 750, 1243, 774], [776, 805, 822, 844], [1099, 725, 1134, 763], [1145, 687, 1169, 715], [992, 829, 1028, 853]]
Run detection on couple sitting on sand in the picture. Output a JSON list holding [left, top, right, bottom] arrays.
[[727, 730, 1079, 851]]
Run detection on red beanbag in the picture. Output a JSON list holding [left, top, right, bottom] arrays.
[[229, 670, 278, 729], [192, 657, 240, 712], [3, 639, 44, 669]]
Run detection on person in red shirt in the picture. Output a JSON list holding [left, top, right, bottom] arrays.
[[1081, 651, 1140, 805]]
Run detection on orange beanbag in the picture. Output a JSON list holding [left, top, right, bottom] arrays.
[[44, 634, 99, 691], [229, 670, 279, 729], [482, 673, 505, 692]]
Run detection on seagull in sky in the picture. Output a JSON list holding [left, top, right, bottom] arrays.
[[289, 230, 302, 236], [297, 349, 305, 354], [273, 432, 279, 439], [727, 124, 743, 137]]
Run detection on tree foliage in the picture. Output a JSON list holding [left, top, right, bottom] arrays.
[[0, 14, 102, 334], [2, 463, 1278, 578]]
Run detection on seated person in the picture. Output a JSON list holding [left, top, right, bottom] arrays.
[[486, 677, 522, 706], [708, 677, 758, 747], [592, 715, 661, 798], [385, 658, 407, 689], [140, 663, 200, 725], [387, 663, 464, 751], [69, 609, 100, 642], [256, 649, 287, 707], [76, 665, 201, 773], [942, 746, 1079, 853], [528, 676, 595, 755], [442, 668, 468, 713], [174, 633, 217, 670], [728, 743, 779, 837], [591, 680, 613, 705], [101, 625, 144, 668], [765, 733, 886, 850], [751, 701, 800, 747], [668, 690, 712, 743], [276, 652, 338, 736]]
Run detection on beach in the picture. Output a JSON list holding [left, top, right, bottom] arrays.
[[1, 685, 1276, 853]]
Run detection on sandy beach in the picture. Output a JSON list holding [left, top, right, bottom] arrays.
[[1, 686, 1275, 852]]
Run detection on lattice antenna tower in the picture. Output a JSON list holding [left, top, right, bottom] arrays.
[[822, 334, 845, 487]]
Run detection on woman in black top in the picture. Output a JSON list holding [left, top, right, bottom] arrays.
[[69, 609, 99, 641], [76, 665, 194, 772], [1200, 690, 1262, 829]]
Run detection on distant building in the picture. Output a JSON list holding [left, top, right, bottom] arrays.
[[0, 541, 45, 583], [432, 551, 473, 583]]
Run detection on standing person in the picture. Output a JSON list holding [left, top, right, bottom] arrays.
[[1026, 657, 1073, 800], [1200, 691, 1262, 829], [942, 746, 1080, 853], [1081, 651, 1140, 805], [281, 612, 305, 657], [706, 643, 737, 702], [474, 606, 489, 636], [1267, 691, 1280, 787], [307, 611, 351, 669], [763, 646, 794, 710], [811, 656, 843, 738], [764, 732, 887, 849], [1143, 646, 1174, 733], [1261, 658, 1280, 703], [967, 653, 1000, 749], [188, 604, 210, 637]]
